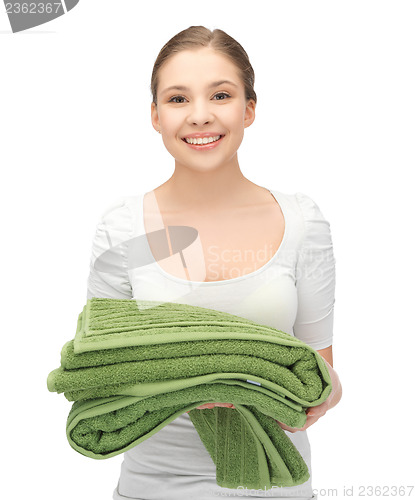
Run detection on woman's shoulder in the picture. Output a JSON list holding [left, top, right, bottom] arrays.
[[99, 193, 141, 216], [270, 189, 333, 249], [270, 189, 330, 223], [93, 193, 142, 238]]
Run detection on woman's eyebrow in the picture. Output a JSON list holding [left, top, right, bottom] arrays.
[[160, 80, 237, 96]]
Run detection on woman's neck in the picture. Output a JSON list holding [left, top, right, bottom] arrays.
[[154, 165, 265, 214]]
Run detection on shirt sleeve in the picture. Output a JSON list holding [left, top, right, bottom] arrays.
[[86, 197, 133, 300], [292, 192, 336, 350]]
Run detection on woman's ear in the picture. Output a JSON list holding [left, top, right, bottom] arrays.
[[244, 99, 256, 129], [151, 102, 161, 133]]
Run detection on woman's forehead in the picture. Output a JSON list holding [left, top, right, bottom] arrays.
[[158, 50, 242, 93]]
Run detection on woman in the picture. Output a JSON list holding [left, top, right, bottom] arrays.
[[87, 26, 342, 500]]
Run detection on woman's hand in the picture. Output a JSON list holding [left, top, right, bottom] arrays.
[[275, 400, 330, 433], [186, 402, 235, 413], [275, 357, 342, 433]]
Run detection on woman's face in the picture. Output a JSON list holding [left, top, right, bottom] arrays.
[[151, 47, 255, 173]]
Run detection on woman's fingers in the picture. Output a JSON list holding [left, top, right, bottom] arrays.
[[193, 403, 235, 410], [275, 420, 299, 433], [275, 406, 327, 432]]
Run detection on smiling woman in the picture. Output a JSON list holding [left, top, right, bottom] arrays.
[[150, 45, 256, 174], [83, 25, 341, 500]]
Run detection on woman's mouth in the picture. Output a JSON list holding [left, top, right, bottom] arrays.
[[182, 135, 225, 150]]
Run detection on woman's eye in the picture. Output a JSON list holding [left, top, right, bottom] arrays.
[[213, 92, 231, 100], [169, 96, 186, 104]]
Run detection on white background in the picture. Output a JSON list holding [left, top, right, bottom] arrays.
[[1, 1, 414, 499]]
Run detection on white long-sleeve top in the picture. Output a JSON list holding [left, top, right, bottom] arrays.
[[86, 188, 336, 500]]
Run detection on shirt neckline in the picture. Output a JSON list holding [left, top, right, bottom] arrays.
[[140, 188, 288, 286]]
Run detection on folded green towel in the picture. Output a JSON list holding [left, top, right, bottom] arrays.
[[47, 298, 332, 490]]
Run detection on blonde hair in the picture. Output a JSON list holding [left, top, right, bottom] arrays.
[[150, 26, 257, 106]]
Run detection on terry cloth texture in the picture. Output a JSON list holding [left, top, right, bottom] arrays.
[[47, 297, 332, 490]]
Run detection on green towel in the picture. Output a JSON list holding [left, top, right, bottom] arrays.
[[47, 298, 332, 490]]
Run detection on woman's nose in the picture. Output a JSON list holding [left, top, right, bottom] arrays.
[[187, 99, 214, 125]]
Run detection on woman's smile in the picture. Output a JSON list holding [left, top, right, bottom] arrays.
[[182, 134, 225, 150]]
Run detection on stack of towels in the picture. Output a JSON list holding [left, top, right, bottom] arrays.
[[47, 297, 332, 490]]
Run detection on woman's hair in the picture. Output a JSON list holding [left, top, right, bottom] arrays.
[[150, 26, 257, 107]]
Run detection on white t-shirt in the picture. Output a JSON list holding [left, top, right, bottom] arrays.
[[86, 188, 336, 500]]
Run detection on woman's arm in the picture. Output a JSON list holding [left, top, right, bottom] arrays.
[[317, 345, 342, 410], [274, 193, 341, 432], [87, 197, 133, 300]]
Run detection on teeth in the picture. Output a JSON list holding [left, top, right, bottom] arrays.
[[185, 135, 221, 145]]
